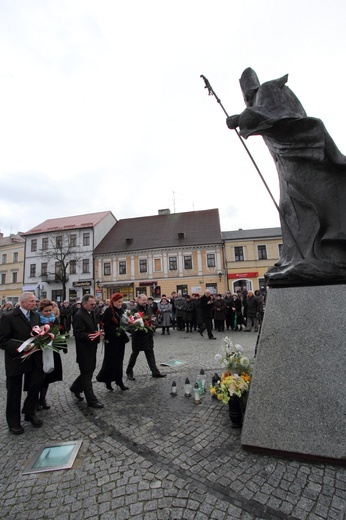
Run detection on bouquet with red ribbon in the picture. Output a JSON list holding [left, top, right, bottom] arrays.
[[16, 324, 66, 359]]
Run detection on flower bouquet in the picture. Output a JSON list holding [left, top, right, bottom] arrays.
[[16, 324, 67, 373], [121, 310, 156, 333], [210, 372, 251, 404], [210, 337, 254, 428]]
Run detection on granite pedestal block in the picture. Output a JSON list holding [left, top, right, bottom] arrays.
[[241, 285, 346, 465]]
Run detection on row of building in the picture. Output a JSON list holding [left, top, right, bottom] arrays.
[[0, 208, 282, 305]]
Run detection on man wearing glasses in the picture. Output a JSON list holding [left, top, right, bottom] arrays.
[[70, 294, 104, 408]]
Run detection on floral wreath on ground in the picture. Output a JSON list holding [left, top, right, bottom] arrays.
[[121, 310, 156, 333], [210, 336, 254, 404]]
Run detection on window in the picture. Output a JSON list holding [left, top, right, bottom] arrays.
[[104, 262, 111, 276], [41, 262, 48, 275], [83, 233, 90, 246], [154, 258, 161, 271], [169, 257, 177, 270], [30, 264, 36, 277], [207, 253, 216, 267], [42, 237, 48, 250], [12, 272, 18, 283], [2, 254, 7, 264], [176, 284, 188, 296], [56, 235, 62, 248], [1, 273, 5, 285], [184, 255, 192, 269], [257, 245, 267, 260], [139, 259, 147, 273], [13, 252, 18, 262], [234, 246, 244, 261], [278, 243, 283, 257], [55, 261, 62, 278], [119, 261, 126, 275], [206, 283, 217, 294], [69, 234, 77, 247], [70, 260, 77, 274], [82, 259, 90, 273], [31, 239, 37, 252]]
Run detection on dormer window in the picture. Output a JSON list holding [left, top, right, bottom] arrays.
[[177, 232, 185, 239]]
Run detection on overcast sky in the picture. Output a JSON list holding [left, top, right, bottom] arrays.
[[1, 0, 345, 236]]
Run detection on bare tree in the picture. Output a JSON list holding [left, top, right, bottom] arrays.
[[39, 233, 84, 301]]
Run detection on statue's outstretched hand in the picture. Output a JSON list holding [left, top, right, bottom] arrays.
[[226, 115, 240, 129]]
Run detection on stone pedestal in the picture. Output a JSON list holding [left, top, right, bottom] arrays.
[[241, 285, 346, 465]]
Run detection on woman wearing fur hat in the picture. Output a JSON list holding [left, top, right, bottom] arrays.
[[96, 293, 129, 391]]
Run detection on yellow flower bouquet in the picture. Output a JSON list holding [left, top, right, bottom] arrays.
[[210, 371, 251, 404], [210, 337, 254, 404]]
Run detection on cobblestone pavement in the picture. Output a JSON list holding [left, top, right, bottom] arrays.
[[0, 328, 345, 520]]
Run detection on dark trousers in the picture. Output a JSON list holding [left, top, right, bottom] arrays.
[[126, 348, 160, 376], [186, 320, 193, 332], [6, 372, 41, 428], [202, 317, 213, 338], [71, 370, 98, 404]]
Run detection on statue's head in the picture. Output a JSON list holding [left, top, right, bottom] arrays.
[[239, 68, 260, 106]]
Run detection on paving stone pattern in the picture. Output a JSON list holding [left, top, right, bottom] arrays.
[[0, 328, 345, 519]]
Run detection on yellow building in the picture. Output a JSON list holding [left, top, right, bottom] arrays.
[[0, 233, 25, 305], [94, 209, 226, 299], [222, 227, 282, 293]]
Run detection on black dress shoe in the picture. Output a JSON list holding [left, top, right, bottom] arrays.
[[24, 415, 43, 427], [209, 337, 217, 340], [199, 330, 204, 337], [105, 383, 114, 391], [70, 389, 84, 401], [9, 425, 24, 435], [152, 373, 167, 378], [117, 384, 129, 391], [88, 401, 104, 409], [126, 373, 136, 381]]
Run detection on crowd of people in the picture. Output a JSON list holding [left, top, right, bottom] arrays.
[[0, 288, 264, 435], [150, 289, 265, 337]]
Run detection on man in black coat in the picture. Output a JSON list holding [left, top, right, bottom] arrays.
[[70, 294, 104, 408], [0, 292, 44, 434], [243, 291, 260, 332], [199, 290, 216, 340], [126, 294, 166, 380]]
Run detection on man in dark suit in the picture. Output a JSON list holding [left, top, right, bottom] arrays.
[[70, 294, 104, 408], [0, 292, 44, 434], [125, 294, 166, 380], [199, 290, 216, 340]]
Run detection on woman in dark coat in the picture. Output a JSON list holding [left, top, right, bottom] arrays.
[[213, 294, 226, 332], [96, 292, 129, 391]]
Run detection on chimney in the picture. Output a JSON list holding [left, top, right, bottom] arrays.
[[158, 209, 171, 215]]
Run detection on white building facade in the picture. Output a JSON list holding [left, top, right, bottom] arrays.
[[22, 211, 117, 302]]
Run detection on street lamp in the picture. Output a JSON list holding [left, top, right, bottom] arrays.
[[218, 271, 223, 281]]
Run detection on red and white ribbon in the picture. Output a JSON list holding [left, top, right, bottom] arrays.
[[16, 325, 55, 353], [88, 330, 104, 341]]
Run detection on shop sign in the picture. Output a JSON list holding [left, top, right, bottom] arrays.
[[227, 272, 258, 279], [73, 281, 92, 287]]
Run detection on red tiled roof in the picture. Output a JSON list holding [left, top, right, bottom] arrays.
[[94, 209, 221, 254], [23, 211, 114, 235]]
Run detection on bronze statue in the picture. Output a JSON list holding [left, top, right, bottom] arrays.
[[227, 68, 346, 285]]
